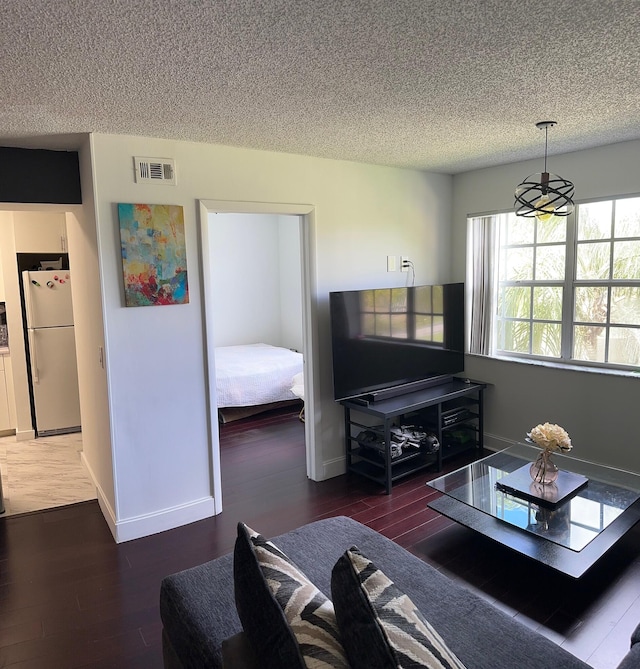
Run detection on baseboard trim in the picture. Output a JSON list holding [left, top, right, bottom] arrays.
[[15, 429, 35, 441], [113, 497, 216, 543], [80, 452, 117, 539], [80, 453, 216, 543], [97, 494, 117, 540], [323, 455, 346, 480]]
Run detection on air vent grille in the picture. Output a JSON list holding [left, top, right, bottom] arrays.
[[134, 157, 177, 185]]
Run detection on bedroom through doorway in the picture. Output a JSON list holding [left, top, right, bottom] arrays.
[[201, 201, 318, 514]]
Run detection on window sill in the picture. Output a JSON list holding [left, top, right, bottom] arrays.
[[466, 352, 640, 380]]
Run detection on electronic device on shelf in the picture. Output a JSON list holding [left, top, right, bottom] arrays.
[[329, 282, 465, 402], [442, 408, 473, 426]]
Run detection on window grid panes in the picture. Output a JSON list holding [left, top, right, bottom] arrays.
[[492, 195, 640, 369], [496, 213, 565, 358], [573, 198, 640, 366]]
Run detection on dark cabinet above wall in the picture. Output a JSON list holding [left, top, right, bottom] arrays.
[[0, 146, 81, 204]]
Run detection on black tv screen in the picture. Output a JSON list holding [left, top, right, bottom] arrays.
[[329, 283, 465, 401]]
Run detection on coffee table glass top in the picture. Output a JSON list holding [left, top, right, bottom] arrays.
[[427, 443, 640, 552]]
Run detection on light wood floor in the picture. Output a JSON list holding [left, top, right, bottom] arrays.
[[0, 406, 638, 667], [0, 431, 96, 516]]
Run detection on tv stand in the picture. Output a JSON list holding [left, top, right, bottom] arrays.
[[340, 377, 487, 494]]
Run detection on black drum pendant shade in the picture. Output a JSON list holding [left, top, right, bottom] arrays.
[[514, 121, 575, 221]]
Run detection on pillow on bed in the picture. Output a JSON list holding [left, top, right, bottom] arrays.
[[233, 522, 349, 669], [331, 546, 466, 669]]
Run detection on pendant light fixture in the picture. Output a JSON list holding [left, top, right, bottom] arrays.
[[514, 121, 575, 221]]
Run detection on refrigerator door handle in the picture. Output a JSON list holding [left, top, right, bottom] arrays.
[[24, 276, 35, 326], [27, 328, 39, 384]]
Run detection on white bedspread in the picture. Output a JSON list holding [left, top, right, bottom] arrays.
[[215, 343, 303, 407]]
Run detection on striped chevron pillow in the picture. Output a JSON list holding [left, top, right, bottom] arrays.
[[332, 546, 467, 669], [234, 523, 350, 669]]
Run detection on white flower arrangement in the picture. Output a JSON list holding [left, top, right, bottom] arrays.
[[528, 422, 572, 453]]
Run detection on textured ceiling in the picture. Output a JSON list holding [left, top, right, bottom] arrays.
[[1, 0, 639, 173]]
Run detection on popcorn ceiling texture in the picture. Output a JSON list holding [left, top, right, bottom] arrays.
[[1, 0, 639, 173]]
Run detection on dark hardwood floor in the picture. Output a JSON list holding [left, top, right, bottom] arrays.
[[1, 405, 639, 668]]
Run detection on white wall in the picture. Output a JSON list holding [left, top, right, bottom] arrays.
[[208, 212, 303, 350], [278, 215, 303, 352], [0, 211, 26, 436], [68, 135, 116, 523], [452, 139, 640, 473], [89, 132, 452, 541]]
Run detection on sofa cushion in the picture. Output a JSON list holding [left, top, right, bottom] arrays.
[[233, 522, 349, 669], [332, 546, 466, 669]]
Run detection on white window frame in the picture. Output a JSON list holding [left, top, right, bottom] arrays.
[[468, 194, 640, 372]]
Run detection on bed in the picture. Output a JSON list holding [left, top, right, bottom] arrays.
[[214, 344, 304, 422]]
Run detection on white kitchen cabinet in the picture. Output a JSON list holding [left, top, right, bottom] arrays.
[[12, 211, 67, 253]]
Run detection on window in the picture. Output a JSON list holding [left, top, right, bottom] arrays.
[[469, 195, 640, 370], [496, 212, 566, 358]]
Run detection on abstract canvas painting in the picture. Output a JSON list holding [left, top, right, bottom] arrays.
[[118, 203, 189, 306]]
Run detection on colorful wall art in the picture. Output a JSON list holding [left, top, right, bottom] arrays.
[[118, 203, 189, 306]]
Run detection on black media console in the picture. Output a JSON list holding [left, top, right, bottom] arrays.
[[340, 376, 487, 494]]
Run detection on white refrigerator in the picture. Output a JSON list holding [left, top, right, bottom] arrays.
[[22, 270, 81, 436]]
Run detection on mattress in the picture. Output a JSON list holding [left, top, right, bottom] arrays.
[[214, 343, 303, 408]]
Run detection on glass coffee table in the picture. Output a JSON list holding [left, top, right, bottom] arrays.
[[427, 442, 640, 578]]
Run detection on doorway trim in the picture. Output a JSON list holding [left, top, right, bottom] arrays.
[[199, 200, 318, 512]]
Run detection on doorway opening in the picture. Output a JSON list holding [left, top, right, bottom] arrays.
[[199, 200, 319, 513], [0, 208, 93, 517]]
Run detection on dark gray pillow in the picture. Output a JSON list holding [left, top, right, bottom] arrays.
[[331, 546, 466, 669], [233, 522, 349, 669]]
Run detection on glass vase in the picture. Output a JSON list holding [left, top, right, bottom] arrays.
[[529, 449, 559, 484]]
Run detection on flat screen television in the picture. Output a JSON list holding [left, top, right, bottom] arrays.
[[329, 283, 465, 402]]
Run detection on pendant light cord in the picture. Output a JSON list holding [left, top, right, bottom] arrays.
[[515, 120, 575, 217]]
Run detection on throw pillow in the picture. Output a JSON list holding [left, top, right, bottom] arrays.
[[233, 522, 350, 669], [331, 546, 466, 669]]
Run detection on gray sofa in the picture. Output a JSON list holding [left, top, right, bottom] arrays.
[[160, 515, 640, 668]]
